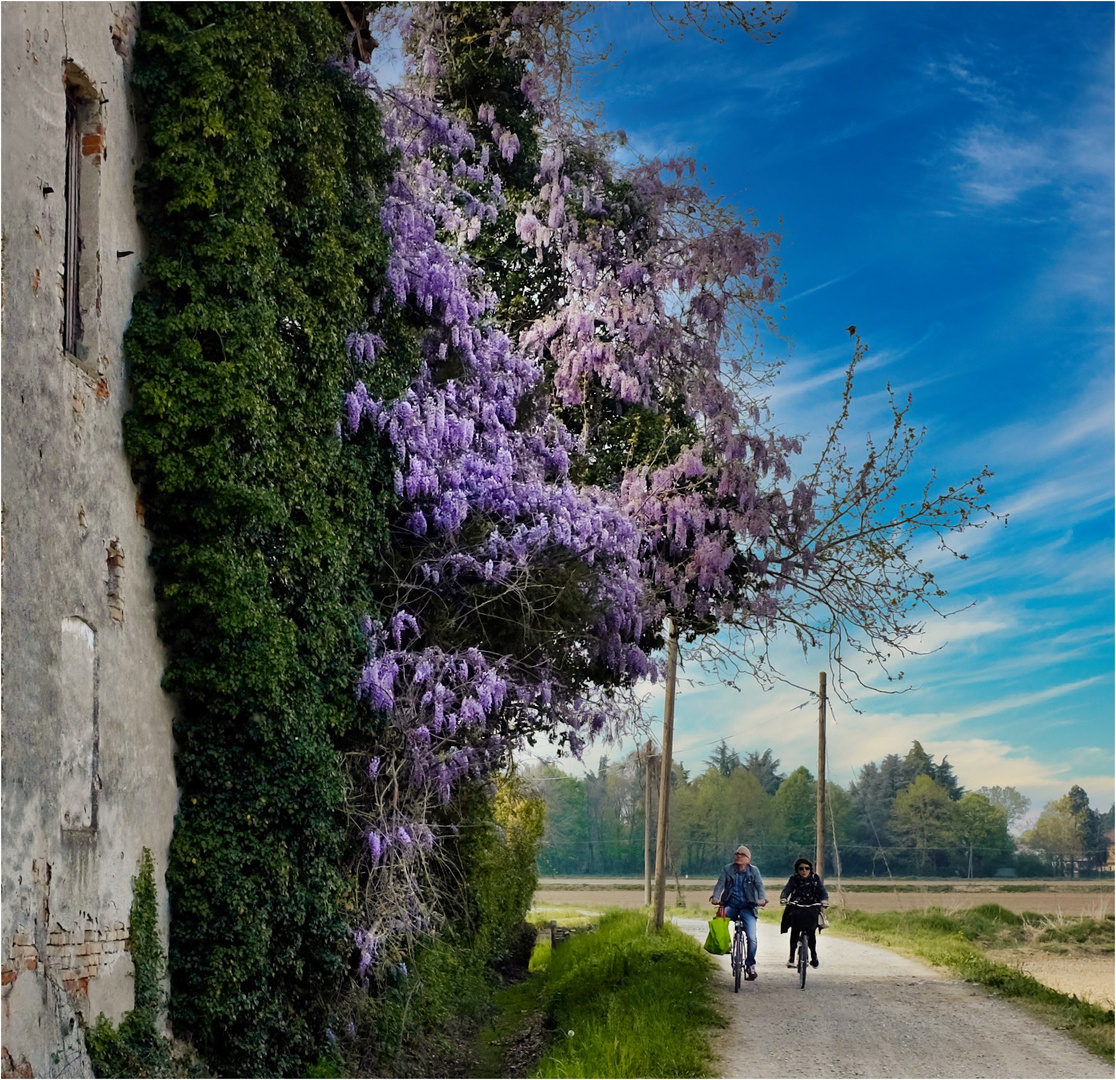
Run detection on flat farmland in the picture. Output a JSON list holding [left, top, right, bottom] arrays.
[[533, 877, 1114, 918]]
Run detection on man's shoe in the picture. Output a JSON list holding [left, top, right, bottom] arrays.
[[810, 957, 820, 968], [745, 965, 757, 980]]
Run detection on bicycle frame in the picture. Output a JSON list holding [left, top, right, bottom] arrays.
[[783, 899, 823, 990], [796, 920, 810, 989], [730, 916, 746, 992]]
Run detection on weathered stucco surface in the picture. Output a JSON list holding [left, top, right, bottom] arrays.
[[2, 5, 178, 1075]]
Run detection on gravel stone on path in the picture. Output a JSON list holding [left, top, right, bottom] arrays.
[[673, 916, 1110, 1080]]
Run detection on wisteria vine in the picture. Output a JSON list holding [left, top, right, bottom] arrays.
[[335, 2, 823, 976]]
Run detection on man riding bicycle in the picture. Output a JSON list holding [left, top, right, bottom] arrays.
[[710, 845, 768, 980], [779, 857, 829, 969]]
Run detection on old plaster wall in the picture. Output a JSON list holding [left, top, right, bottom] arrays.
[[1, 5, 178, 1076]]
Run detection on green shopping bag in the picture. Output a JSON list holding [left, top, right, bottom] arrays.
[[704, 915, 731, 955]]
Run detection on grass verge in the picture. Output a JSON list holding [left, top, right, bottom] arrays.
[[530, 909, 724, 1078], [828, 905, 1114, 1062]]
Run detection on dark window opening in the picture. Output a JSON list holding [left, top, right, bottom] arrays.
[[63, 86, 83, 355]]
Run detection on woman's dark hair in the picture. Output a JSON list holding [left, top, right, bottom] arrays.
[[794, 858, 813, 871]]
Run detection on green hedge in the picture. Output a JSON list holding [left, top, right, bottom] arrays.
[[125, 5, 412, 1073]]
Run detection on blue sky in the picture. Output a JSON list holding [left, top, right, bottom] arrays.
[[522, 2, 1114, 821]]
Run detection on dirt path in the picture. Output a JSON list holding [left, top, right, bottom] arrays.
[[673, 917, 1110, 1079]]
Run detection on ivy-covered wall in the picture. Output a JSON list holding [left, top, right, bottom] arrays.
[[124, 4, 412, 1073]]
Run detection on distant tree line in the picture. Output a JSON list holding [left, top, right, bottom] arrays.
[[526, 741, 1114, 879]]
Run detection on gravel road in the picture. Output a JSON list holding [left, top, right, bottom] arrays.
[[673, 917, 1110, 1079]]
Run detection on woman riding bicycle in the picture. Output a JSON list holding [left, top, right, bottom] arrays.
[[710, 845, 768, 981], [779, 857, 828, 969]]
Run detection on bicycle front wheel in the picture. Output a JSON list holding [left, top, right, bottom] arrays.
[[732, 930, 743, 992], [798, 940, 808, 990]]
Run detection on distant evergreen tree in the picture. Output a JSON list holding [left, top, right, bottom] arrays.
[[705, 739, 742, 778], [743, 748, 786, 795], [902, 741, 935, 784], [848, 754, 908, 867], [931, 756, 964, 800], [900, 741, 964, 799]]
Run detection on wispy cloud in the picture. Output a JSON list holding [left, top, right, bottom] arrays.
[[925, 53, 1003, 107], [953, 125, 1057, 207], [946, 61, 1112, 216], [784, 271, 858, 304]]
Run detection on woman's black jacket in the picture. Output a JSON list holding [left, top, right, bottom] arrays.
[[778, 872, 829, 934]]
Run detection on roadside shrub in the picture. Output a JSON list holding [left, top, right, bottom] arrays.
[[960, 904, 1024, 940], [444, 775, 546, 970], [1036, 915, 1115, 948]]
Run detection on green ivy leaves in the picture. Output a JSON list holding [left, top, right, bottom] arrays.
[[125, 5, 407, 1073]]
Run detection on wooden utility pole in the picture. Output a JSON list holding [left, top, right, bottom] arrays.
[[652, 620, 679, 930], [643, 742, 656, 906], [815, 671, 827, 880]]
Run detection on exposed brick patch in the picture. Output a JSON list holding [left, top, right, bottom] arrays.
[[106, 539, 125, 622], [4, 917, 129, 996], [81, 131, 104, 159]]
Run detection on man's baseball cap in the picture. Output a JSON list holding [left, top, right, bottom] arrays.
[[735, 845, 751, 857]]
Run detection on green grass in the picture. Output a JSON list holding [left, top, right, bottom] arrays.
[[829, 905, 1114, 1062], [530, 910, 724, 1078]]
